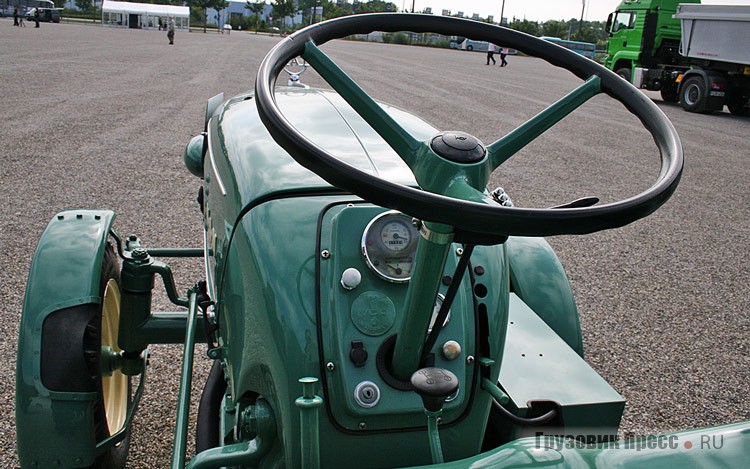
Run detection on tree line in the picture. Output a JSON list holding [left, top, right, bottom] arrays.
[[54, 0, 609, 46]]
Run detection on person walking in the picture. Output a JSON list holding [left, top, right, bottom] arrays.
[[13, 7, 18, 26], [167, 16, 175, 45], [34, 8, 40, 28], [486, 43, 497, 65], [499, 47, 509, 67]]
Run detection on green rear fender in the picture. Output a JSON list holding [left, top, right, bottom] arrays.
[[506, 236, 583, 356], [16, 209, 116, 468]]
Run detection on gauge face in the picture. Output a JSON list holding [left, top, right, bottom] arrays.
[[362, 211, 419, 283], [380, 220, 412, 252]]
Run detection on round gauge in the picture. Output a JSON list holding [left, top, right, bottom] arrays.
[[362, 211, 419, 283], [380, 220, 412, 252]]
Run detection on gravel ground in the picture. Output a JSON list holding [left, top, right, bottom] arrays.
[[1, 19, 748, 468]]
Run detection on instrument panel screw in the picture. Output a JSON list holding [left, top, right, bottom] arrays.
[[321, 250, 330, 259], [466, 355, 475, 364], [456, 247, 464, 256], [326, 362, 335, 371]]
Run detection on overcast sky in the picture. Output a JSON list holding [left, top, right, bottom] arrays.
[[399, 0, 750, 23]]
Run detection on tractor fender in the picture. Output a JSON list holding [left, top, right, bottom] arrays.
[[505, 237, 583, 357], [16, 209, 116, 468]]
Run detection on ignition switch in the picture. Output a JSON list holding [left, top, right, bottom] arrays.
[[354, 381, 381, 408]]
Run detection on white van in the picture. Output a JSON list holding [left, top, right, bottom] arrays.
[[26, 7, 61, 23]]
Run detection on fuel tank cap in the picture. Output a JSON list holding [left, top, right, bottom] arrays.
[[430, 131, 486, 164]]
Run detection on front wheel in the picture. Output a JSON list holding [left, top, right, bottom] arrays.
[[37, 245, 131, 468], [616, 67, 632, 83], [680, 76, 707, 113]]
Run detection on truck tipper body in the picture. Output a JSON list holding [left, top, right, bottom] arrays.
[[605, 0, 750, 115]]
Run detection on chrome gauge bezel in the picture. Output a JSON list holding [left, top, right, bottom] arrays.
[[361, 211, 419, 283]]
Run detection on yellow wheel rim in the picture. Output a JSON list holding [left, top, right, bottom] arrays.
[[101, 278, 128, 435]]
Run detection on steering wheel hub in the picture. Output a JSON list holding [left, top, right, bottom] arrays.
[[430, 131, 486, 164]]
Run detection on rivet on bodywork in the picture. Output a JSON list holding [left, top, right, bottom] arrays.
[[326, 362, 335, 371], [321, 250, 330, 259]]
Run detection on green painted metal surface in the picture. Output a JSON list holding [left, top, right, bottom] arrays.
[[506, 237, 583, 356], [16, 210, 115, 468], [296, 377, 323, 469], [390, 221, 454, 380], [318, 204, 475, 431], [171, 289, 199, 469], [498, 294, 624, 438], [206, 194, 513, 466], [214, 88, 436, 210], [408, 421, 750, 468]]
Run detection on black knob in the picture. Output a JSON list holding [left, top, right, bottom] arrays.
[[350, 341, 368, 367], [410, 367, 459, 412], [430, 131, 486, 163]]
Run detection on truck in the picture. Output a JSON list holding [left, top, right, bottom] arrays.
[[605, 0, 750, 115]]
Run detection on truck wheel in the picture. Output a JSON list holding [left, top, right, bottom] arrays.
[[42, 245, 132, 468], [680, 76, 706, 112], [616, 67, 631, 83], [728, 99, 750, 116], [660, 86, 679, 103]]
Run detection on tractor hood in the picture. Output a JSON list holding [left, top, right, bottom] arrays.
[[213, 88, 437, 210]]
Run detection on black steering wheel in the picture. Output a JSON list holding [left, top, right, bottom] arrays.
[[255, 13, 683, 238]]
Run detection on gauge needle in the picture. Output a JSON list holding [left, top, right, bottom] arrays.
[[386, 263, 403, 275]]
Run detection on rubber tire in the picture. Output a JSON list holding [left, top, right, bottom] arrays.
[[40, 244, 132, 468], [660, 86, 679, 103], [616, 67, 631, 83], [467, 45, 473, 51], [196, 359, 227, 453], [680, 76, 706, 113], [728, 99, 750, 116]]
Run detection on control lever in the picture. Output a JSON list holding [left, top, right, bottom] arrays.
[[550, 196, 600, 209], [410, 367, 459, 464]]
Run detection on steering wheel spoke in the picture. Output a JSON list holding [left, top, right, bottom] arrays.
[[302, 40, 422, 166], [487, 75, 602, 170]]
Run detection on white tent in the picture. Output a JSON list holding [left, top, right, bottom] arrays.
[[101, 0, 189, 30]]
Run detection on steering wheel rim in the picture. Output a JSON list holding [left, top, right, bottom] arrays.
[[255, 13, 683, 238]]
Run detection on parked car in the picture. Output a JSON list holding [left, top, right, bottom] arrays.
[[25, 7, 60, 23]]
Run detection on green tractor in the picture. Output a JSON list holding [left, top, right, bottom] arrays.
[[15, 14, 749, 469]]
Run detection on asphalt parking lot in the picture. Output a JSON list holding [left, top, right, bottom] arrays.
[[1, 19, 748, 468]]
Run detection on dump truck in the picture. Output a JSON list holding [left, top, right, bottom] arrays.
[[605, 0, 750, 115]]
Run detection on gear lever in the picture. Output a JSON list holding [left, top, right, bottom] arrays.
[[410, 367, 459, 463]]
